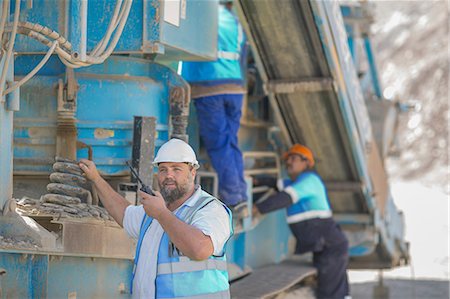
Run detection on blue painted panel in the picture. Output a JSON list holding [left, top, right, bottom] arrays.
[[0, 252, 48, 298], [84, 0, 143, 53], [13, 75, 58, 173], [13, 0, 216, 60], [0, 54, 15, 206], [247, 211, 291, 268], [47, 255, 132, 298], [12, 56, 178, 175], [160, 0, 218, 60], [0, 252, 132, 298], [228, 211, 291, 269], [226, 232, 246, 270], [13, 0, 66, 53]]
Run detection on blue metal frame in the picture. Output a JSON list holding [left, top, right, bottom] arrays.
[[0, 50, 15, 209], [0, 251, 132, 298], [13, 0, 218, 61]]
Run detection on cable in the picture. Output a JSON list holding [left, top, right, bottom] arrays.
[[91, 0, 123, 56], [0, 0, 20, 99], [1, 0, 133, 72], [85, 0, 132, 64], [3, 21, 73, 51], [3, 40, 58, 95]]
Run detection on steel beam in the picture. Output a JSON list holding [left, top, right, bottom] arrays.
[[264, 77, 334, 94], [132, 116, 157, 190]]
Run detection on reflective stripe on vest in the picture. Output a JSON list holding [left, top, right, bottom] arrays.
[[131, 213, 154, 294], [286, 210, 332, 224], [216, 16, 243, 61], [217, 50, 240, 60], [133, 191, 232, 298], [157, 259, 229, 274], [168, 290, 230, 299]]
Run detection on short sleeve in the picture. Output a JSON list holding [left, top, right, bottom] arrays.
[[123, 205, 146, 239], [190, 201, 231, 256]]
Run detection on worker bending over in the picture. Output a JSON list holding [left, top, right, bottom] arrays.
[[253, 144, 350, 299], [80, 138, 232, 299]]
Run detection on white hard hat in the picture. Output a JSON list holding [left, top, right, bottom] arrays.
[[152, 138, 200, 169]]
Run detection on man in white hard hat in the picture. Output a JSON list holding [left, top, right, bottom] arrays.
[[79, 138, 233, 298]]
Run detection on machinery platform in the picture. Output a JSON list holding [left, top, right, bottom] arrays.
[[230, 257, 316, 299]]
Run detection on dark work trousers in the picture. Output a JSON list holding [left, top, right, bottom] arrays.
[[290, 218, 349, 299]]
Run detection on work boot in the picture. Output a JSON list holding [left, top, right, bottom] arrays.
[[230, 201, 249, 219]]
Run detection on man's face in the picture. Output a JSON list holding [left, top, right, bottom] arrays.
[[157, 162, 195, 204], [285, 154, 309, 179]]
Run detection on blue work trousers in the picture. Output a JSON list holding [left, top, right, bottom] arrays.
[[194, 94, 247, 206]]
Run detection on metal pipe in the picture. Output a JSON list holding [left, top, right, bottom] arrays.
[[0, 0, 20, 100], [70, 0, 88, 61], [79, 0, 87, 61]]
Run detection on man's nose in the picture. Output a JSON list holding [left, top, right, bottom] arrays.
[[165, 169, 176, 178]]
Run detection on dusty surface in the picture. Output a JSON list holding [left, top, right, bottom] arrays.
[[0, 235, 39, 250], [15, 196, 114, 220]]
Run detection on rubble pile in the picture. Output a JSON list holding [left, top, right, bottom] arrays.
[[13, 156, 114, 221], [16, 196, 113, 220]]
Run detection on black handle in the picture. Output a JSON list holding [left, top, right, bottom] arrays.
[[140, 184, 155, 196]]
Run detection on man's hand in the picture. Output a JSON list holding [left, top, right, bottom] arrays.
[[252, 204, 261, 217], [139, 190, 169, 220], [79, 159, 101, 183]]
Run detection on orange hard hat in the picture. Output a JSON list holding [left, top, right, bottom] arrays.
[[283, 144, 315, 168]]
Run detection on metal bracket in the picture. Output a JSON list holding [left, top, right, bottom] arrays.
[[264, 78, 334, 94], [5, 81, 20, 111], [65, 68, 79, 104]]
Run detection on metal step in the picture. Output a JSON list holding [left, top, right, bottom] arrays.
[[230, 258, 316, 299]]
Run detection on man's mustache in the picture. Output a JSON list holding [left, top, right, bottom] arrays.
[[163, 179, 177, 185]]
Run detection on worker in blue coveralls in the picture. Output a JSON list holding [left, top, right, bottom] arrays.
[[181, 0, 248, 217], [253, 144, 350, 299], [79, 138, 233, 298]]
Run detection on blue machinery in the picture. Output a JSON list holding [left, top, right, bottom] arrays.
[[0, 0, 408, 297]]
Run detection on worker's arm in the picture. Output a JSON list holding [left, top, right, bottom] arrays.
[[139, 191, 214, 260], [79, 159, 130, 226], [255, 190, 293, 214]]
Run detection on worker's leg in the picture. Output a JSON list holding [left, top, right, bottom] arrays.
[[194, 94, 245, 206], [224, 94, 247, 202], [314, 234, 349, 299]]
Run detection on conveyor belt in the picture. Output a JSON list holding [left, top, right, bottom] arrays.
[[236, 0, 409, 268]]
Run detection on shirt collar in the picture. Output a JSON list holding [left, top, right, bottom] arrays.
[[173, 184, 202, 214]]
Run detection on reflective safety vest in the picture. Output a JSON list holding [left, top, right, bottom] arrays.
[[282, 171, 332, 224], [132, 192, 233, 298], [181, 5, 245, 84]]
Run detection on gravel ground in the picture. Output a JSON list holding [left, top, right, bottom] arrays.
[[351, 279, 449, 299]]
